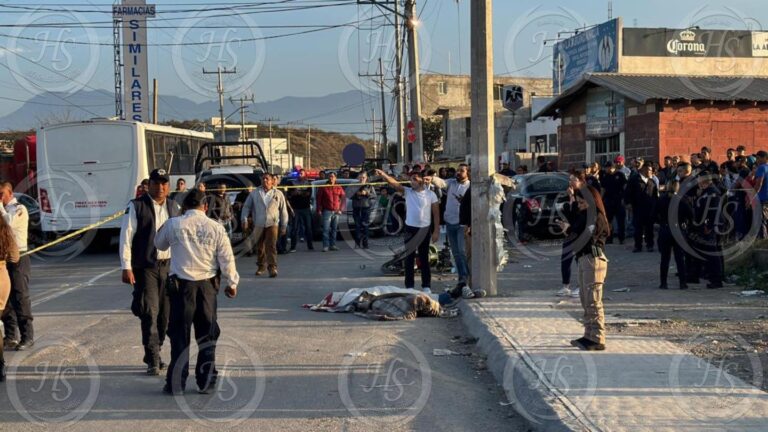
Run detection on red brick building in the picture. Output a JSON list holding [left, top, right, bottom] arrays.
[[536, 73, 768, 168]]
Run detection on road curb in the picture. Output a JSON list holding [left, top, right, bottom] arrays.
[[458, 300, 592, 432]]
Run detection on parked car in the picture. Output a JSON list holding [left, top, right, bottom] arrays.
[[505, 172, 570, 241], [309, 179, 386, 239], [14, 192, 43, 247]]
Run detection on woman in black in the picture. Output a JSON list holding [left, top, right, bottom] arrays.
[[557, 185, 610, 351]]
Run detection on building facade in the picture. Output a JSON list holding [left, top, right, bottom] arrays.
[[419, 74, 553, 161]]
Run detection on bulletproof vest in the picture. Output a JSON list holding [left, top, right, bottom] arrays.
[[130, 194, 181, 269]]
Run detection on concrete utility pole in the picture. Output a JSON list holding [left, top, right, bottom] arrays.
[[470, 0, 497, 296], [371, 108, 378, 158], [230, 94, 254, 141], [203, 66, 237, 142], [394, 0, 405, 164], [405, 0, 424, 162], [378, 57, 388, 158]]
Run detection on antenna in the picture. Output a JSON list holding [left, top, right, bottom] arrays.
[[608, 0, 613, 19]]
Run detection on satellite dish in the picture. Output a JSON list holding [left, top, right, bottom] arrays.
[[342, 143, 366, 166]]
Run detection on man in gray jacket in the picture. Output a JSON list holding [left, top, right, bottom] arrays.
[[241, 174, 289, 278]]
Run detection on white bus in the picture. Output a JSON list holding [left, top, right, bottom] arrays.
[[37, 119, 213, 235]]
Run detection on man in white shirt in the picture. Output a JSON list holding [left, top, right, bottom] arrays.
[[241, 174, 288, 278], [0, 181, 32, 350], [375, 168, 440, 293], [431, 164, 472, 297], [155, 189, 239, 395], [119, 169, 181, 375]]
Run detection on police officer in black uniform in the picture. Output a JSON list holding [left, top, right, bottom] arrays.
[[691, 172, 724, 289], [119, 169, 181, 375]]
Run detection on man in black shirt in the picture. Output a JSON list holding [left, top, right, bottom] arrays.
[[626, 163, 658, 252], [600, 161, 627, 244], [690, 172, 724, 289], [700, 147, 719, 174], [288, 170, 314, 251]]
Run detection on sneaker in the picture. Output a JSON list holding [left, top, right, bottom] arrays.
[[556, 286, 571, 297], [3, 339, 18, 350], [330, 245, 340, 251], [289, 249, 297, 253], [461, 285, 476, 299], [147, 366, 160, 376], [15, 339, 33, 351], [422, 288, 432, 294], [255, 268, 266, 276], [322, 247, 329, 252], [570, 288, 580, 298]]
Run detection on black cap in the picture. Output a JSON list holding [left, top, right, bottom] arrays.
[[183, 188, 207, 209], [149, 168, 170, 183]]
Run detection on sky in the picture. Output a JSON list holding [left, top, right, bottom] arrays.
[[0, 0, 766, 120]]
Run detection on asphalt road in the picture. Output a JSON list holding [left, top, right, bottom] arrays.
[[0, 245, 529, 432]]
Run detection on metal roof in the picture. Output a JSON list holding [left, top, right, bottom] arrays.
[[536, 73, 768, 118]]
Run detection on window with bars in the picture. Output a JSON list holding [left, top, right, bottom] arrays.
[[437, 81, 447, 95], [592, 135, 621, 164]]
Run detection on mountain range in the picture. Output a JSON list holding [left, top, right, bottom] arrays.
[[0, 89, 389, 137]]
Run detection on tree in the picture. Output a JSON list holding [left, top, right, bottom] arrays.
[[421, 117, 443, 162]]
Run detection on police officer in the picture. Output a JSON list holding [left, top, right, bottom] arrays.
[[155, 189, 239, 395], [119, 169, 180, 375], [0, 181, 32, 351], [691, 172, 724, 289]]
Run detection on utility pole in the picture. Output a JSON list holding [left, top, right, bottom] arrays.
[[470, 0, 497, 295], [406, 0, 424, 162], [359, 58, 388, 160], [230, 94, 254, 141], [152, 78, 158, 124], [371, 108, 377, 158], [203, 66, 237, 142], [394, 0, 405, 164], [258, 116, 279, 173], [307, 124, 312, 169]]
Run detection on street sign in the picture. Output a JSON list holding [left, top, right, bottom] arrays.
[[407, 121, 416, 143], [503, 85, 524, 112], [342, 143, 366, 166]]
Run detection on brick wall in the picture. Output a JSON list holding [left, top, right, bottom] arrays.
[[559, 123, 586, 168], [625, 112, 660, 161], [659, 103, 768, 161]]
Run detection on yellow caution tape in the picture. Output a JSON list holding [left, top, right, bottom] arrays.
[[204, 180, 408, 193], [22, 209, 126, 257]]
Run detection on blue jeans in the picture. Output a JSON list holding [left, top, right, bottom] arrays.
[[446, 224, 469, 282], [353, 206, 371, 247], [322, 210, 339, 248]]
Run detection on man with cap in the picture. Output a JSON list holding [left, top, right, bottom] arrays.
[[614, 155, 630, 180], [155, 189, 239, 395], [600, 161, 627, 244], [119, 169, 181, 375]]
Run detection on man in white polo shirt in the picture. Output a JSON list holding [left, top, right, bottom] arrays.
[[375, 169, 440, 293]]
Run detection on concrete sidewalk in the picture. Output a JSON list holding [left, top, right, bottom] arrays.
[[460, 294, 768, 431]]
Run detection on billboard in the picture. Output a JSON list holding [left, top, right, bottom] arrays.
[[553, 18, 620, 93], [113, 0, 155, 122], [623, 28, 755, 58]]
